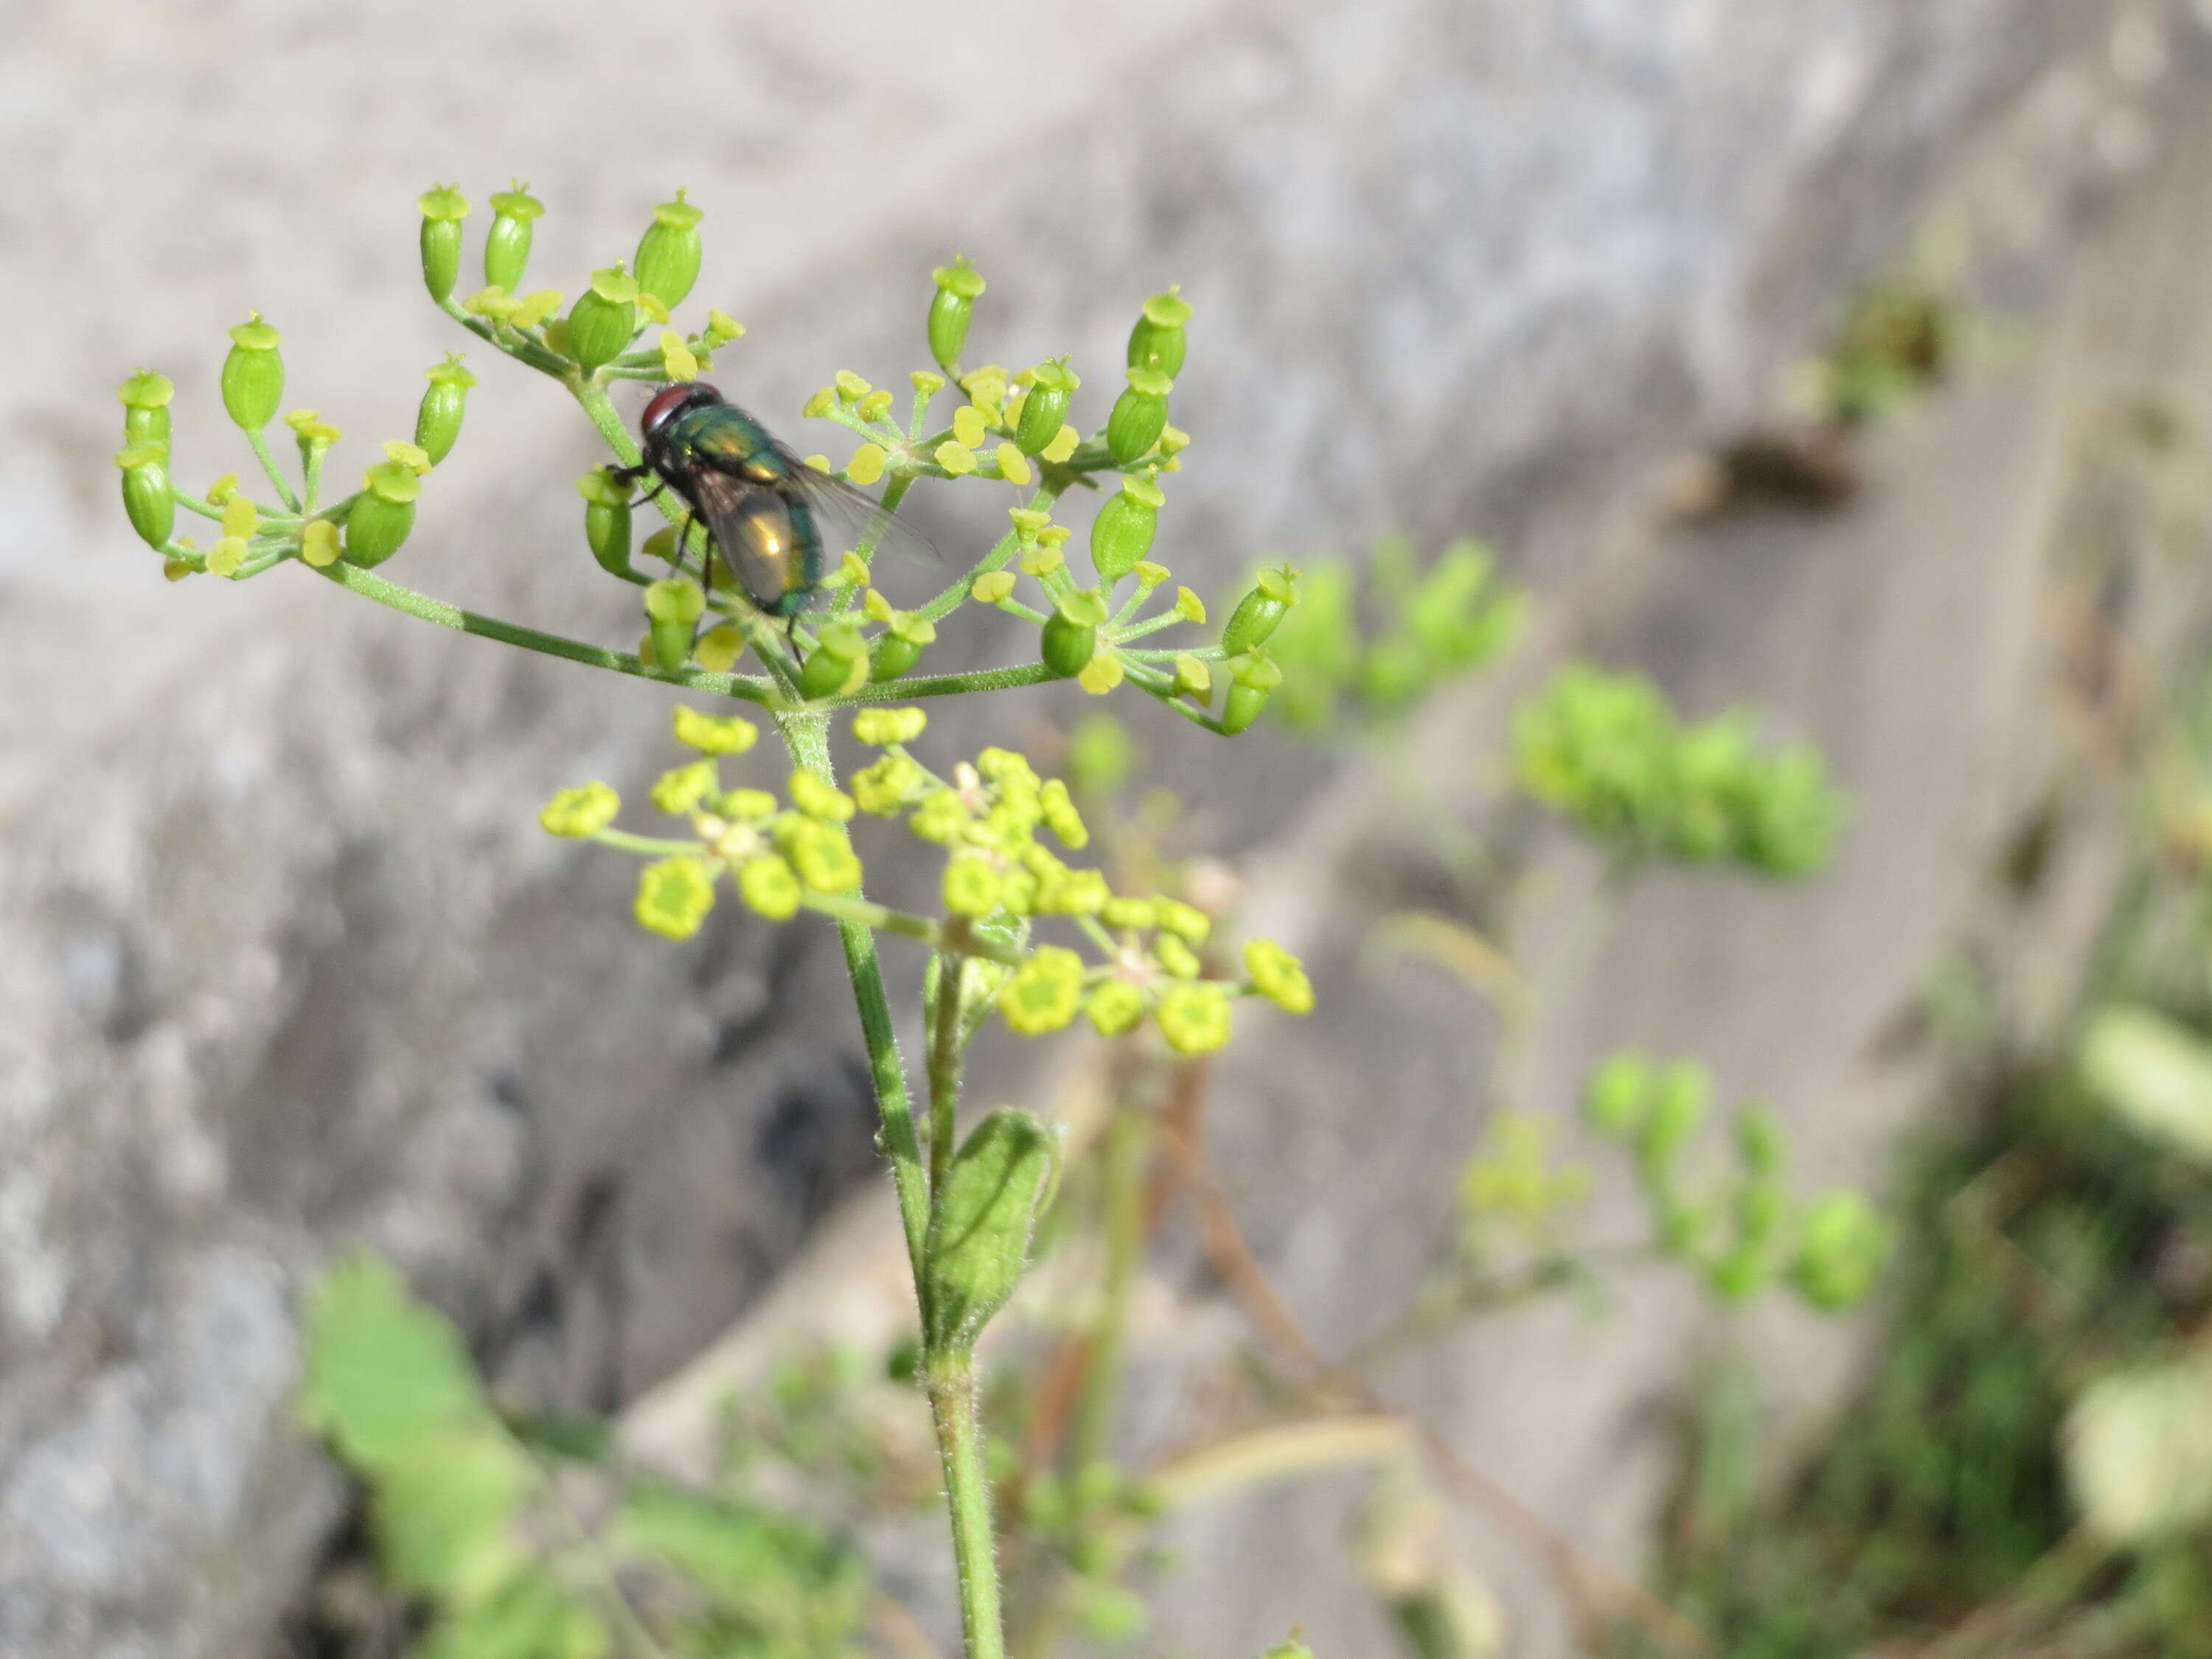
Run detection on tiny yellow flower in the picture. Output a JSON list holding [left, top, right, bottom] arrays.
[[789, 771, 857, 822], [851, 707, 928, 745], [694, 625, 745, 672], [1085, 981, 1148, 1037], [636, 856, 717, 940], [998, 946, 1085, 1034], [737, 854, 802, 919], [1042, 423, 1079, 464], [672, 706, 760, 754], [539, 781, 620, 838], [846, 442, 887, 487], [1157, 982, 1232, 1054], [971, 571, 1017, 605], [943, 852, 1004, 918], [1077, 653, 1125, 695], [953, 405, 987, 448], [996, 444, 1033, 486], [1245, 938, 1315, 1015], [935, 439, 978, 476], [651, 759, 718, 815]]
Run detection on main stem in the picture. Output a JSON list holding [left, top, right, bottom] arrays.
[[926, 1352, 1009, 1659], [779, 708, 1008, 1659]]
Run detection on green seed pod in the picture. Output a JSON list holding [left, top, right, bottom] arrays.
[[1222, 650, 1283, 735], [1220, 563, 1301, 655], [1105, 367, 1172, 465], [1584, 1053, 1651, 1138], [220, 314, 284, 431], [343, 461, 421, 568], [1042, 588, 1108, 678], [1088, 475, 1164, 585], [928, 256, 986, 374], [1640, 1061, 1711, 1166], [869, 613, 936, 682], [633, 188, 704, 308], [117, 369, 175, 449], [798, 624, 870, 699], [1014, 358, 1079, 456], [566, 265, 641, 373], [417, 184, 470, 304], [414, 354, 479, 465], [1127, 288, 1192, 378], [577, 467, 635, 579], [115, 443, 174, 549], [644, 576, 706, 671], [483, 184, 544, 291]]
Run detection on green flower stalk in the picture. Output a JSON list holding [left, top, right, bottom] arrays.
[[417, 184, 470, 304], [484, 184, 544, 291], [567, 264, 640, 373], [1127, 287, 1192, 378], [220, 314, 284, 430], [344, 461, 420, 568], [1105, 367, 1172, 465], [928, 256, 986, 374], [634, 188, 705, 308], [414, 355, 478, 465]]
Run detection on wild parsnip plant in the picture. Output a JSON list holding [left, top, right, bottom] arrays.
[[119, 184, 1316, 1659]]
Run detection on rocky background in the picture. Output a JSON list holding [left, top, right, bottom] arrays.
[[3, 1, 2205, 1655]]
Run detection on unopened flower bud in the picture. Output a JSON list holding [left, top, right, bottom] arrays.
[[577, 467, 636, 579], [414, 354, 477, 465], [117, 369, 175, 448], [566, 264, 640, 372], [1089, 475, 1164, 585], [1105, 367, 1172, 464], [1127, 287, 1192, 378], [344, 461, 420, 568], [1014, 358, 1078, 456], [115, 442, 174, 549], [628, 187, 703, 307], [1220, 564, 1300, 655], [220, 313, 284, 431], [418, 184, 470, 302], [1042, 588, 1108, 677], [928, 256, 986, 373], [798, 623, 870, 700], [643, 575, 706, 671], [484, 184, 544, 291], [1221, 650, 1282, 734]]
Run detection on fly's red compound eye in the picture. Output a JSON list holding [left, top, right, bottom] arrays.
[[641, 382, 717, 437]]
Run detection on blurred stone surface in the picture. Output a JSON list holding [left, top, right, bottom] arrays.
[[0, 0, 2180, 1654]]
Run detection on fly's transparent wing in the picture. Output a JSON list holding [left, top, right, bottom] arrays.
[[780, 456, 939, 571]]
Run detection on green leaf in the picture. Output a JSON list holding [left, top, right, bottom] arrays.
[[922, 1108, 1063, 1352], [372, 1427, 532, 1601], [299, 1250, 490, 1468], [2062, 1343, 2212, 1543], [2079, 1005, 2212, 1164], [416, 1568, 606, 1659], [610, 1482, 866, 1648]]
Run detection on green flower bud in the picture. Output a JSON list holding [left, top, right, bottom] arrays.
[[644, 575, 706, 671], [343, 461, 420, 568], [1105, 367, 1172, 464], [1221, 650, 1282, 735], [117, 369, 175, 448], [928, 256, 987, 374], [414, 354, 478, 465], [417, 184, 470, 303], [540, 780, 621, 838], [634, 187, 705, 307], [1014, 358, 1079, 456], [798, 623, 870, 700], [1221, 563, 1301, 655], [1127, 287, 1192, 378], [220, 313, 284, 431], [1089, 476, 1164, 585], [577, 467, 635, 579], [1043, 588, 1108, 678], [566, 264, 641, 373], [781, 818, 863, 893], [1157, 981, 1232, 1055], [484, 184, 544, 291], [869, 613, 936, 683], [1584, 1053, 1651, 1139], [636, 855, 717, 941], [115, 443, 174, 549], [1085, 981, 1149, 1037]]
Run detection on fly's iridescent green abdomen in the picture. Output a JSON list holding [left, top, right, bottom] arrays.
[[626, 382, 927, 621]]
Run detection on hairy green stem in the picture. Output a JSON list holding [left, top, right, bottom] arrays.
[[926, 951, 968, 1197], [310, 560, 775, 704], [925, 1352, 1009, 1659], [246, 428, 302, 512]]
